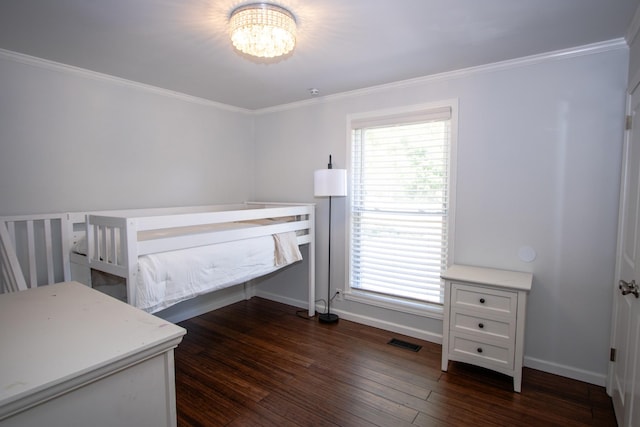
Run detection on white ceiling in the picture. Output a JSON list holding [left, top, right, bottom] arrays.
[[0, 0, 638, 110]]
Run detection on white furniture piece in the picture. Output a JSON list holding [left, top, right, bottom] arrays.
[[441, 264, 533, 392], [0, 281, 186, 427], [76, 202, 314, 314], [0, 202, 316, 316]]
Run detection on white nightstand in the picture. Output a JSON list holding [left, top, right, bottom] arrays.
[[441, 264, 533, 392]]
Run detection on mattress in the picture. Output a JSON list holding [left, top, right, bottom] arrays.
[[73, 227, 302, 313], [136, 233, 300, 313]]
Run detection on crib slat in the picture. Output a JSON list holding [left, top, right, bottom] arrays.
[[110, 227, 117, 264], [88, 220, 95, 261], [44, 219, 55, 284], [61, 214, 72, 281], [100, 225, 107, 263], [26, 220, 37, 288], [7, 221, 16, 248]]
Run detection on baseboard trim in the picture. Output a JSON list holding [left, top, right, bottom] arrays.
[[254, 289, 309, 312], [524, 356, 606, 386], [333, 308, 444, 345], [255, 290, 443, 344]]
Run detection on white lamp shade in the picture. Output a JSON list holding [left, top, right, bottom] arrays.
[[314, 169, 347, 197]]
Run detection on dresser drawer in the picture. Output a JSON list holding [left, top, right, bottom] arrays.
[[451, 283, 517, 317], [449, 334, 514, 370], [450, 310, 514, 341]]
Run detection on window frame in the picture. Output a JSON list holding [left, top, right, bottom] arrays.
[[345, 100, 458, 318]]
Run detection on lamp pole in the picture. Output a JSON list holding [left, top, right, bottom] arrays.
[[319, 191, 338, 323]]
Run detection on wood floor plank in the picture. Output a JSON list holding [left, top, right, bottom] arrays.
[[282, 373, 418, 427], [437, 366, 595, 425], [306, 360, 434, 414], [225, 401, 301, 427], [415, 397, 506, 426], [262, 375, 382, 427], [175, 365, 242, 426], [411, 411, 452, 427], [257, 392, 342, 427], [174, 297, 617, 427]]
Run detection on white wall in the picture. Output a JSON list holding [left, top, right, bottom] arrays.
[[0, 41, 629, 386], [252, 43, 629, 385], [0, 50, 255, 216]]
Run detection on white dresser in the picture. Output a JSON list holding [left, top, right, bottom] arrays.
[[441, 264, 532, 392], [0, 281, 186, 427]]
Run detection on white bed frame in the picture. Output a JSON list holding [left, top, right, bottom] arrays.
[[1, 202, 316, 317]]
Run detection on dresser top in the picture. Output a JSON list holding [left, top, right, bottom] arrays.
[[442, 264, 533, 291], [0, 281, 186, 417]]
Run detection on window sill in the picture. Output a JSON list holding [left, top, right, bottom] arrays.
[[344, 290, 443, 320]]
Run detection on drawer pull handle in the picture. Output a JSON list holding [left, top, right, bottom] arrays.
[[477, 347, 483, 353], [479, 298, 486, 304], [478, 323, 484, 329]]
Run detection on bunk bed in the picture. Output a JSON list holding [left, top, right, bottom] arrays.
[[0, 202, 316, 317]]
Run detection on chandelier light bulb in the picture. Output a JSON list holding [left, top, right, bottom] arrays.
[[229, 3, 297, 58]]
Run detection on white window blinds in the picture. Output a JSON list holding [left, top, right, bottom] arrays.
[[349, 106, 452, 304]]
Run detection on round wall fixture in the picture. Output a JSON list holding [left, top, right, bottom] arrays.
[[518, 246, 537, 263]]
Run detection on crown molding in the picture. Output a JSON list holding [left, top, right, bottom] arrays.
[[0, 48, 252, 115], [1, 38, 628, 116], [256, 38, 628, 115]]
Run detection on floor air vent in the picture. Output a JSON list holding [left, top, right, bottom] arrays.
[[387, 338, 422, 352]]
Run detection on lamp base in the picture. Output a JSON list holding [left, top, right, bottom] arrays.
[[318, 312, 339, 324]]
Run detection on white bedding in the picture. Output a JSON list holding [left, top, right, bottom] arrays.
[[74, 229, 303, 313], [136, 233, 301, 313]]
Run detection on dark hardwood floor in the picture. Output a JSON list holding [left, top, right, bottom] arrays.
[[174, 297, 616, 426]]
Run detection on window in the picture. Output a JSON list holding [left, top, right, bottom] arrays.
[[348, 103, 455, 307]]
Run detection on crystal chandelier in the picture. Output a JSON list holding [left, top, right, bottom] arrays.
[[229, 3, 297, 58]]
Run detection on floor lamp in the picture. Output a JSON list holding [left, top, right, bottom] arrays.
[[314, 155, 347, 324]]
